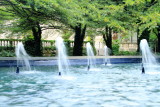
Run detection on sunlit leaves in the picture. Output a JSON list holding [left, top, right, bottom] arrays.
[[104, 17, 109, 22], [123, 0, 148, 6], [123, 0, 135, 6], [106, 5, 123, 13], [0, 0, 159, 39]]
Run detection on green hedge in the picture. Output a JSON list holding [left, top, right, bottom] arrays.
[[0, 47, 15, 57], [114, 51, 139, 56]]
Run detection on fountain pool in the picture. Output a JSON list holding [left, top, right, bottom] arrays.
[[0, 63, 160, 107]]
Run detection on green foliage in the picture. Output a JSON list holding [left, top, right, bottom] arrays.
[[24, 39, 36, 56], [0, 50, 15, 57], [62, 30, 72, 40], [24, 35, 34, 40], [0, 0, 159, 57], [150, 29, 157, 42], [112, 44, 119, 55], [112, 42, 139, 55], [24, 36, 43, 56], [0, 47, 15, 57], [149, 29, 157, 51], [114, 51, 139, 56], [82, 47, 87, 56], [43, 46, 56, 56], [66, 47, 73, 56], [90, 42, 97, 55]]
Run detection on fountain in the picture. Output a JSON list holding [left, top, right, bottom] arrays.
[[104, 46, 111, 66], [2, 43, 160, 106], [140, 39, 157, 73], [15, 42, 31, 73], [55, 37, 70, 76], [86, 42, 96, 70]]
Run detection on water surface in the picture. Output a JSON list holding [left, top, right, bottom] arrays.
[[0, 64, 160, 107]]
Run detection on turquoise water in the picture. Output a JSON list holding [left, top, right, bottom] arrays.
[[0, 64, 160, 107]]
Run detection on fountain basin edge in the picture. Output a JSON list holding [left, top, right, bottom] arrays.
[[0, 56, 148, 67]]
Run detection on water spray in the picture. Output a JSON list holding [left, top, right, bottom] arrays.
[[104, 46, 111, 66], [86, 42, 96, 71], [55, 37, 70, 76], [15, 42, 31, 72], [140, 39, 157, 74]]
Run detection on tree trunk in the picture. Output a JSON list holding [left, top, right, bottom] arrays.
[[73, 24, 87, 56], [32, 22, 42, 56], [157, 25, 160, 52], [108, 27, 112, 50], [103, 26, 112, 51]]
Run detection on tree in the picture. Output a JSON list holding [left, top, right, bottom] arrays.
[[103, 26, 112, 50], [0, 0, 43, 56], [46, 0, 92, 56], [0, 0, 65, 56], [122, 0, 160, 52], [90, 0, 124, 52], [140, 0, 160, 52]]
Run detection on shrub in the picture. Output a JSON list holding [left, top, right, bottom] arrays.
[[114, 51, 139, 56], [112, 44, 119, 55], [0, 50, 15, 57]]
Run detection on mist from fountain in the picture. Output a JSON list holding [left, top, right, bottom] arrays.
[[104, 46, 111, 66], [55, 37, 70, 76], [86, 42, 96, 70], [15, 42, 31, 72], [140, 39, 157, 72]]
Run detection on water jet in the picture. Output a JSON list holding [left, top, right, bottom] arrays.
[[86, 42, 96, 71], [15, 42, 31, 73], [104, 46, 111, 66], [55, 37, 70, 76], [140, 39, 157, 73]]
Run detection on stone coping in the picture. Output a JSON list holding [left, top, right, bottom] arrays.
[[0, 56, 143, 60], [1, 56, 160, 67]]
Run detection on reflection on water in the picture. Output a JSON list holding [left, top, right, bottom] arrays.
[[0, 63, 160, 107]]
